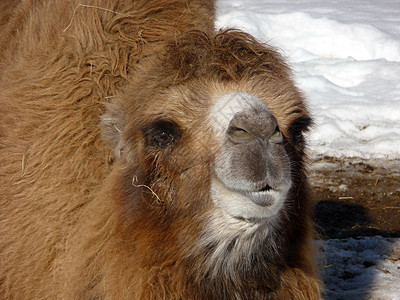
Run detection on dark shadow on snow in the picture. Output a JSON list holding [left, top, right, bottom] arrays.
[[313, 200, 399, 300]]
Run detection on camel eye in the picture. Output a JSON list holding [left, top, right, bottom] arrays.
[[154, 131, 172, 147], [143, 120, 181, 148]]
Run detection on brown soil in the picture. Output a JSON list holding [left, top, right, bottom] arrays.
[[310, 157, 400, 239]]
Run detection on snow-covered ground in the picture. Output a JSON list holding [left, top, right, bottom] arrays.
[[216, 1, 400, 299], [317, 237, 400, 300]]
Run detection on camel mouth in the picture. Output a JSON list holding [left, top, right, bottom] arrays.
[[228, 179, 277, 195], [210, 176, 291, 220], [259, 184, 271, 192], [232, 181, 288, 208]]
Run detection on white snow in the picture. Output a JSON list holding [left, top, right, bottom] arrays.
[[317, 237, 400, 300], [216, 1, 400, 299], [216, 0, 400, 160]]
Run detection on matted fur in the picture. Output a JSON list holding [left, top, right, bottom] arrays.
[[0, 0, 321, 299]]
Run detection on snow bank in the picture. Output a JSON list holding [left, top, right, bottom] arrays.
[[317, 237, 400, 300], [216, 0, 400, 159]]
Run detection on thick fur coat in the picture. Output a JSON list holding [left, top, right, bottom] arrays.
[[0, 0, 321, 299]]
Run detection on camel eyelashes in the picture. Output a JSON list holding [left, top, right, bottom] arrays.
[[143, 120, 181, 148]]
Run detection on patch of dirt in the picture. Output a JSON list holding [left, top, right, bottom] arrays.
[[310, 157, 400, 239]]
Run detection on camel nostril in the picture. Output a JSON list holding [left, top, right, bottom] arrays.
[[269, 125, 283, 144], [225, 104, 281, 144], [227, 126, 255, 142]]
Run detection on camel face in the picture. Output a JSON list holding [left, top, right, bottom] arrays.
[[210, 92, 291, 221]]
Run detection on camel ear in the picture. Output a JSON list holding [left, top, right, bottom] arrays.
[[101, 101, 126, 158]]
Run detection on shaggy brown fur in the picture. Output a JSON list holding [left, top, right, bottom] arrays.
[[0, 0, 321, 299]]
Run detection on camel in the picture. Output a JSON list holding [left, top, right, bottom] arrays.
[[0, 0, 321, 298]]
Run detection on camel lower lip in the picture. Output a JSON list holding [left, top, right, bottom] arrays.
[[228, 184, 276, 207], [246, 190, 275, 207]]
